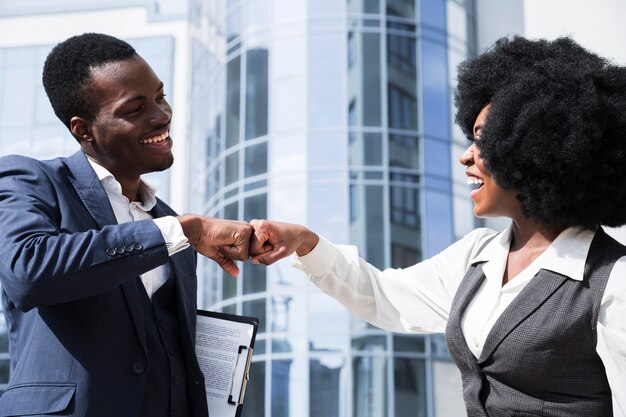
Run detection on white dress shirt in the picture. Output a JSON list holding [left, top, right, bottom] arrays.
[[292, 224, 626, 416], [87, 159, 188, 298]]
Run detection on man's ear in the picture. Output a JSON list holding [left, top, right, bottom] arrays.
[[70, 116, 94, 145]]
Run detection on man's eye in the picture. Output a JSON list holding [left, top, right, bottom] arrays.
[[128, 106, 143, 114]]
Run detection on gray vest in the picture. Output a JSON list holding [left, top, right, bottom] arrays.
[[445, 228, 623, 417]]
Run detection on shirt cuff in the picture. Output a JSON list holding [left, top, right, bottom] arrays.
[[153, 216, 190, 256], [291, 236, 338, 276]]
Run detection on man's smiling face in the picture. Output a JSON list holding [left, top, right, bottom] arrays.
[[80, 54, 173, 183]]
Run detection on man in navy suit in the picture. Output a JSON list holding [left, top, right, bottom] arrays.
[[0, 33, 251, 417]]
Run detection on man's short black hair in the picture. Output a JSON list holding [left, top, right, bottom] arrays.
[[454, 36, 626, 228], [42, 33, 136, 130]]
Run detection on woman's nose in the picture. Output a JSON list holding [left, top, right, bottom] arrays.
[[459, 143, 475, 166]]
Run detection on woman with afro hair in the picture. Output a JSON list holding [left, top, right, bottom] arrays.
[[247, 36, 626, 417]]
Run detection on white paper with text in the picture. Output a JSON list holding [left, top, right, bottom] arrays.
[[195, 314, 255, 417]]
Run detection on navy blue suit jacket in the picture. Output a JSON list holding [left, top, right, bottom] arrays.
[[0, 151, 208, 417]]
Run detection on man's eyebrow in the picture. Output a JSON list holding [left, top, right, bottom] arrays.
[[121, 82, 165, 105]]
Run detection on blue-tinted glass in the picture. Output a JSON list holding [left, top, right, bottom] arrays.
[[430, 333, 450, 357], [419, 0, 446, 30], [241, 361, 265, 417], [310, 32, 344, 128], [225, 151, 239, 185], [271, 360, 292, 417], [389, 134, 418, 169], [2, 67, 36, 128], [365, 185, 385, 268], [242, 262, 266, 294], [348, 32, 356, 68], [5, 47, 37, 66], [226, 56, 241, 148], [245, 48, 268, 139], [387, 34, 416, 76], [243, 193, 266, 221], [310, 356, 342, 417], [421, 41, 449, 138], [272, 338, 291, 353], [387, 85, 417, 131], [353, 356, 388, 417], [222, 304, 237, 315], [424, 189, 453, 257], [245, 142, 268, 177], [361, 33, 382, 126], [394, 358, 427, 417], [227, 6, 242, 43], [423, 137, 450, 178], [310, 0, 343, 16], [350, 133, 383, 166], [386, 0, 414, 18], [352, 335, 387, 351], [243, 298, 266, 333], [348, 0, 380, 14], [393, 335, 425, 353]]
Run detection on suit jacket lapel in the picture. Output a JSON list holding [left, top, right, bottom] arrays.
[[477, 269, 569, 364], [66, 150, 148, 353], [66, 151, 117, 228]]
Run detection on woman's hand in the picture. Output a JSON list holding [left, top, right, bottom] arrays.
[[249, 219, 319, 265]]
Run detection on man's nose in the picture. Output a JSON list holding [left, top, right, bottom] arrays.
[[149, 102, 171, 125]]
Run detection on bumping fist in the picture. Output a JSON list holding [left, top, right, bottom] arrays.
[[177, 215, 253, 277], [248, 219, 319, 265]]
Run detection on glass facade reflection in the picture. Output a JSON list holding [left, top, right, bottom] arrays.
[[190, 0, 476, 416]]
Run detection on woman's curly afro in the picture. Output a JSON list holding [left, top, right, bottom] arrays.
[[454, 36, 626, 228]]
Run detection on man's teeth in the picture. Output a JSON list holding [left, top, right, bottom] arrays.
[[141, 131, 169, 144]]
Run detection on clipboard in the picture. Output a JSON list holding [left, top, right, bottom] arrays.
[[195, 310, 259, 417]]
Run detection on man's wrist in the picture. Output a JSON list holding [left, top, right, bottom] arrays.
[[176, 214, 202, 246]]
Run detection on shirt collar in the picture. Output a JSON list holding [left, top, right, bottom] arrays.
[[471, 223, 595, 282], [86, 156, 157, 211]]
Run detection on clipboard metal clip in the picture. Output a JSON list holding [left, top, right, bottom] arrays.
[[228, 345, 254, 406]]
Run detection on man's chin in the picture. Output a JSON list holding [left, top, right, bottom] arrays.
[[152, 156, 174, 173]]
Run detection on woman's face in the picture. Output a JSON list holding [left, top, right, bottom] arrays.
[[460, 104, 521, 219]]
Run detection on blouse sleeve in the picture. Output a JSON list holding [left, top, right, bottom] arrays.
[[292, 228, 497, 334]]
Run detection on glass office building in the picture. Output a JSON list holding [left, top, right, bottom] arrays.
[[188, 1, 476, 416]]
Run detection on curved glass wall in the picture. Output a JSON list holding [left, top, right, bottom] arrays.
[[189, 0, 476, 416]]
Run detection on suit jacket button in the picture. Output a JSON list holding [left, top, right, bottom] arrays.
[[173, 375, 181, 385], [133, 242, 143, 251], [132, 361, 145, 374], [124, 244, 135, 253], [115, 246, 125, 255], [106, 248, 117, 256]]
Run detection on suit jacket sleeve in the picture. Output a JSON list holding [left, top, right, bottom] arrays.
[[0, 155, 171, 311]]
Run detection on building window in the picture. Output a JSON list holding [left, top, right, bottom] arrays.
[[245, 48, 268, 140]]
